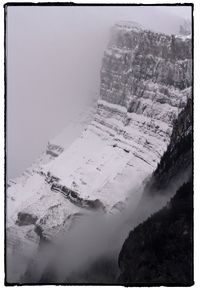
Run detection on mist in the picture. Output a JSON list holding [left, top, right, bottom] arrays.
[[6, 5, 191, 179], [6, 166, 192, 284]]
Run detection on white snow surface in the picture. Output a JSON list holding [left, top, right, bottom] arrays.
[[41, 96, 177, 210], [7, 94, 178, 235]]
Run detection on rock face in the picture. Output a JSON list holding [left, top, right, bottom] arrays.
[[118, 97, 193, 285], [102, 22, 191, 106], [146, 96, 192, 192], [6, 21, 192, 283]]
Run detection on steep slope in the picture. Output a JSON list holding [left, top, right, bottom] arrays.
[[118, 97, 193, 285], [147, 96, 192, 191], [6, 21, 192, 283]]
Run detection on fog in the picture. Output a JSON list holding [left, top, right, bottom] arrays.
[[6, 167, 192, 283], [6, 5, 191, 179]]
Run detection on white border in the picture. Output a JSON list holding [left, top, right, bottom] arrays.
[[1, 0, 199, 289]]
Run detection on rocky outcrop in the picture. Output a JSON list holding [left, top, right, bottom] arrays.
[[45, 143, 64, 158], [16, 212, 38, 226], [101, 21, 191, 107], [51, 182, 105, 211]]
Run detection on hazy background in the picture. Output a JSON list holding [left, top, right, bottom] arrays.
[[7, 5, 191, 179]]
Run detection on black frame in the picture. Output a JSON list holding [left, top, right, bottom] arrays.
[[4, 2, 194, 286]]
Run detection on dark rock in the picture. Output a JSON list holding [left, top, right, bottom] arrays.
[[118, 180, 193, 286], [16, 212, 38, 226]]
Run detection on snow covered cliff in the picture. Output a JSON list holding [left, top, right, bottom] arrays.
[[6, 21, 192, 283]]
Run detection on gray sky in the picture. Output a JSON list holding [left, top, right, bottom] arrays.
[[7, 5, 191, 179]]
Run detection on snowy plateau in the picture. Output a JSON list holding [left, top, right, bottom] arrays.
[[6, 21, 192, 282]]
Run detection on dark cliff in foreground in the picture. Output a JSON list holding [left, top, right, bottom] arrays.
[[118, 97, 193, 286], [118, 180, 193, 285]]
